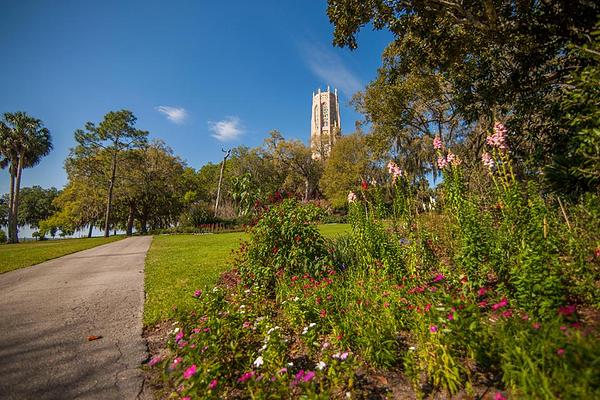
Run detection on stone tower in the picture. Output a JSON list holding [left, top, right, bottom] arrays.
[[310, 86, 341, 160]]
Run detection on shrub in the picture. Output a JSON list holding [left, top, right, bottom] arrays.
[[0, 229, 6, 244], [239, 199, 331, 290]]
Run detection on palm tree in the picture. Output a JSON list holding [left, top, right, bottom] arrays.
[[0, 112, 53, 243]]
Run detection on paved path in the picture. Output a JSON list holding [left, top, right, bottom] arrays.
[[0, 236, 153, 400]]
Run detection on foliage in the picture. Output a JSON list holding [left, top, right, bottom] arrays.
[[16, 186, 59, 229], [238, 199, 330, 291], [320, 132, 375, 208], [72, 109, 148, 237], [547, 20, 600, 195], [0, 229, 6, 244], [0, 111, 52, 243], [150, 122, 600, 398], [327, 0, 599, 179]]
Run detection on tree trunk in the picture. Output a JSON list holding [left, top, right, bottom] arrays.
[[7, 166, 16, 244], [87, 222, 94, 238], [126, 205, 135, 236], [103, 152, 118, 238], [140, 217, 148, 235], [10, 161, 23, 243]]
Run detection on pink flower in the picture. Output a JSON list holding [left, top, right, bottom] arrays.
[[437, 156, 448, 169], [481, 152, 495, 169], [494, 392, 507, 400], [477, 287, 488, 297], [183, 364, 197, 379], [532, 322, 541, 330], [478, 301, 488, 308], [148, 356, 161, 367], [238, 371, 255, 383], [175, 331, 184, 342], [387, 161, 403, 183], [347, 191, 357, 203], [432, 274, 444, 283], [486, 122, 508, 149], [501, 310, 513, 318], [193, 289, 202, 298], [433, 136, 442, 150], [492, 298, 508, 311], [556, 348, 565, 356], [171, 357, 183, 368], [447, 312, 455, 321], [182, 397, 191, 400], [430, 325, 438, 333], [278, 367, 288, 374], [208, 379, 218, 390]]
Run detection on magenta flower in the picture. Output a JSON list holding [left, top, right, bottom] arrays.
[[433, 136, 442, 150], [494, 392, 507, 400], [429, 325, 438, 333], [148, 356, 161, 367], [557, 304, 576, 316], [478, 287, 488, 297], [193, 289, 202, 298], [183, 364, 197, 379], [432, 274, 444, 283], [556, 348, 565, 356], [238, 371, 255, 383], [501, 310, 512, 318], [208, 379, 218, 390], [175, 331, 184, 342], [491, 297, 508, 311], [447, 312, 455, 321], [302, 371, 316, 382]]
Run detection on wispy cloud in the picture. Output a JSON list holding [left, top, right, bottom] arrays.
[[155, 105, 187, 124], [300, 40, 363, 98], [209, 116, 244, 142]]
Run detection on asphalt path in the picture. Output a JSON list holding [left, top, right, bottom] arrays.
[[0, 236, 153, 400]]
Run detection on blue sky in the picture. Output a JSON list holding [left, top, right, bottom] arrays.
[[0, 0, 391, 194]]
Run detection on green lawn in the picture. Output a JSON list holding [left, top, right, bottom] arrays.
[[0, 236, 124, 274], [143, 223, 350, 325]]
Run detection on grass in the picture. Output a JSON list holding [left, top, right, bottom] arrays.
[[143, 223, 350, 326], [0, 235, 124, 274]]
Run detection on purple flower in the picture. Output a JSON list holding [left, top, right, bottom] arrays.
[[193, 289, 202, 298], [208, 379, 218, 390], [432, 274, 444, 283], [175, 331, 184, 342], [430, 325, 438, 333]]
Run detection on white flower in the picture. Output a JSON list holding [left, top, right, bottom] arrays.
[[287, 362, 294, 367], [267, 326, 280, 335], [316, 361, 327, 370], [244, 289, 250, 293], [292, 296, 299, 302], [259, 344, 268, 352], [253, 356, 264, 368], [308, 322, 316, 328]]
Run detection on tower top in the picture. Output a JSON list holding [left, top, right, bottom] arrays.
[[310, 86, 342, 160]]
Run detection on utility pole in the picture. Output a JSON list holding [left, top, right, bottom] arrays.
[[214, 148, 231, 216]]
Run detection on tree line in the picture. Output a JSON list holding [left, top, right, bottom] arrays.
[[0, 109, 380, 243]]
